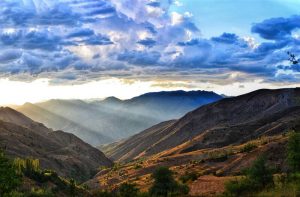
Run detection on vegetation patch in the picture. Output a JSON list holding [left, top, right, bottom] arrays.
[[222, 131, 300, 196], [239, 142, 257, 153]]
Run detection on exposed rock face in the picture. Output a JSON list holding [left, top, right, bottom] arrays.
[[103, 88, 300, 162], [0, 107, 113, 182]]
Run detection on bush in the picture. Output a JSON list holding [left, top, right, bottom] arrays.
[[0, 150, 22, 196], [26, 188, 55, 197], [112, 163, 121, 171], [240, 143, 257, 153], [223, 156, 273, 196], [118, 183, 139, 197], [206, 149, 233, 162], [149, 167, 189, 197], [246, 156, 273, 189], [69, 179, 76, 197], [14, 158, 44, 183], [223, 178, 252, 197], [287, 132, 300, 173], [134, 164, 142, 169], [92, 190, 116, 197], [179, 171, 198, 183]]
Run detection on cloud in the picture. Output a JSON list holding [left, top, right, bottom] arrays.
[[211, 33, 239, 44], [0, 50, 22, 63], [137, 38, 156, 47], [117, 50, 161, 66], [147, 1, 160, 7], [82, 34, 113, 45], [0, 1, 81, 27], [251, 15, 300, 40], [0, 29, 62, 50], [67, 28, 95, 38], [0, 0, 299, 85]]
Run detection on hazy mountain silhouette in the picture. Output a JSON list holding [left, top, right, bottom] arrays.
[[16, 90, 222, 145]]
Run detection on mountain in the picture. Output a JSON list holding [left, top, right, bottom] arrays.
[[102, 88, 300, 162], [87, 88, 300, 193], [15, 90, 222, 145], [15, 102, 113, 146], [0, 107, 113, 182]]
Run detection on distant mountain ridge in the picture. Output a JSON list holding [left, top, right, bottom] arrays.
[[0, 107, 112, 181], [15, 90, 223, 145], [17, 102, 113, 146], [102, 88, 300, 162]]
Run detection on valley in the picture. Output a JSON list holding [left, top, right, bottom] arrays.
[[15, 90, 222, 146], [1, 1, 298, 196], [1, 88, 300, 196]]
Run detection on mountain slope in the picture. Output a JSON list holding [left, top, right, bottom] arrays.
[[16, 90, 222, 144], [99, 120, 177, 162], [89, 88, 300, 192], [102, 88, 300, 162], [0, 107, 113, 181], [16, 102, 112, 146]]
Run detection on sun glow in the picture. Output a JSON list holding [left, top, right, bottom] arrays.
[[1, 77, 300, 106], [0, 78, 148, 105]]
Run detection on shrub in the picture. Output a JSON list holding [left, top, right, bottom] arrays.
[[113, 163, 121, 171], [149, 166, 189, 197], [137, 192, 150, 197], [0, 150, 22, 196], [240, 143, 257, 153], [91, 190, 117, 197], [223, 178, 252, 197], [69, 179, 76, 197], [26, 188, 55, 197], [134, 164, 142, 169], [223, 156, 273, 196], [14, 158, 44, 182], [118, 183, 139, 197], [179, 171, 198, 183], [246, 156, 273, 189], [207, 150, 230, 162], [287, 132, 300, 173]]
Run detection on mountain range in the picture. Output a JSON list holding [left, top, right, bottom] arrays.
[[0, 107, 112, 182], [15, 90, 222, 146], [90, 88, 300, 193], [2, 88, 300, 195], [101, 88, 300, 162]]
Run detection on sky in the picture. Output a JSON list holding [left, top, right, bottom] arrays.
[[0, 0, 300, 105]]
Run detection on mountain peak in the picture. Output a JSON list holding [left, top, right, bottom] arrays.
[[103, 96, 122, 103], [134, 90, 220, 98], [0, 106, 36, 127]]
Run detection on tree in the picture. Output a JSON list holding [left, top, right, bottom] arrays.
[[287, 51, 299, 65], [287, 132, 300, 173], [224, 156, 273, 196], [69, 179, 76, 197], [246, 156, 273, 189], [149, 167, 189, 197], [118, 183, 139, 197], [0, 150, 21, 196]]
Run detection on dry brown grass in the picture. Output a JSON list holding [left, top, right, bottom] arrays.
[[86, 134, 288, 195], [189, 175, 234, 197]]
